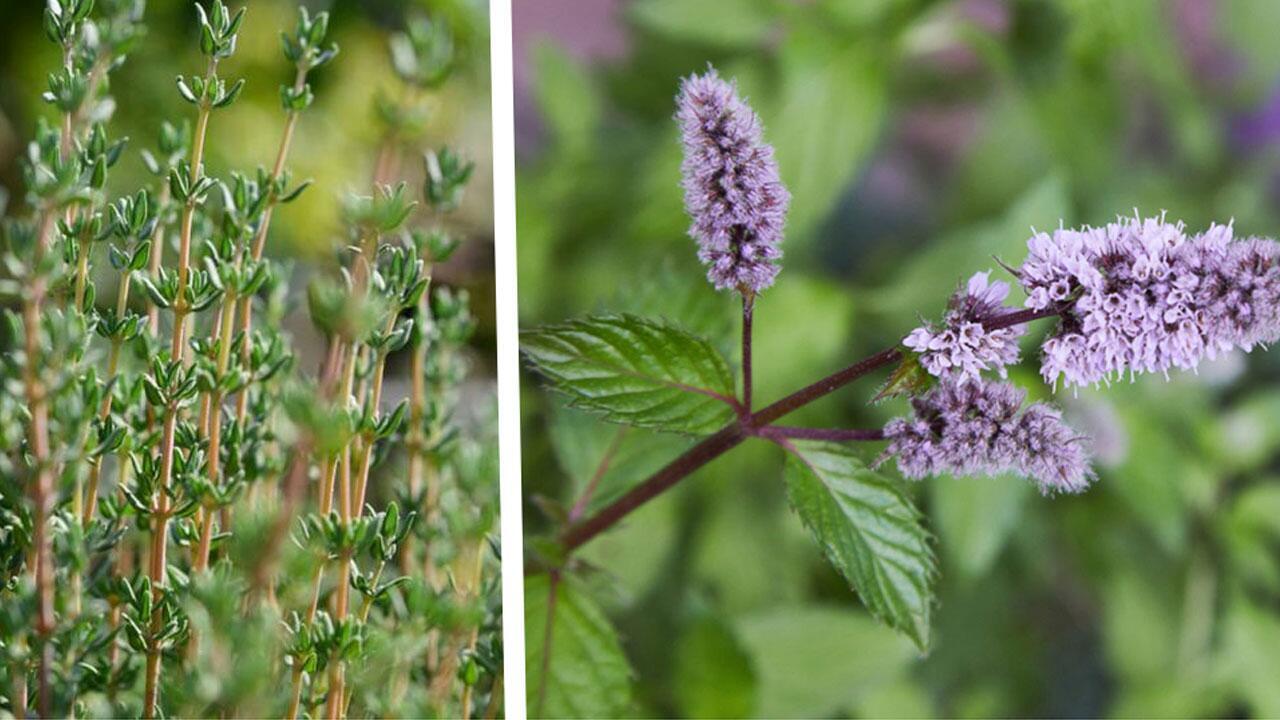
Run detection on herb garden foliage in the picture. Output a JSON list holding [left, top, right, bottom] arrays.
[[0, 2, 499, 718], [519, 6, 1280, 716]]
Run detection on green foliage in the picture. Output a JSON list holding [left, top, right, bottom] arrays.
[[672, 610, 756, 718], [781, 441, 935, 650], [525, 575, 633, 719], [518, 0, 1280, 716], [522, 314, 739, 434], [0, 1, 497, 718], [736, 605, 917, 718]]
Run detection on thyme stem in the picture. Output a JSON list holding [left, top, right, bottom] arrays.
[[144, 56, 217, 720], [24, 208, 57, 719]]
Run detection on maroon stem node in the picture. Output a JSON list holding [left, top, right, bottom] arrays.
[[549, 306, 1061, 560]]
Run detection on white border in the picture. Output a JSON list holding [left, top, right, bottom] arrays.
[[490, 0, 525, 716]]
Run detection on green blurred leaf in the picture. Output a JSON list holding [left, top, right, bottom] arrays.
[[873, 174, 1069, 323], [532, 42, 601, 154], [525, 575, 634, 719], [1106, 388, 1193, 554], [692, 442, 811, 612], [548, 403, 691, 514], [1214, 389, 1280, 473], [629, 0, 775, 48], [735, 604, 917, 718], [752, 275, 856, 406], [819, 0, 911, 29], [522, 314, 739, 434], [1221, 0, 1280, 99], [674, 610, 758, 718], [1221, 481, 1280, 593], [781, 440, 936, 649], [931, 474, 1030, 579], [765, 24, 886, 244], [1101, 571, 1178, 682], [1223, 598, 1280, 718], [857, 677, 934, 719]]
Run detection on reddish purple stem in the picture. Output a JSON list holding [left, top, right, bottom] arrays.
[[548, 306, 1061, 561]]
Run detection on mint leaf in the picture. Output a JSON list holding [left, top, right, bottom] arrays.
[[522, 314, 738, 434], [526, 575, 633, 719], [781, 440, 936, 650]]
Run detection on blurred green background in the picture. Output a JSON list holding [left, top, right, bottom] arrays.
[[516, 0, 1280, 717], [0, 0, 496, 378]]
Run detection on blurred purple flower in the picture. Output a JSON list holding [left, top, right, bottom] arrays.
[[881, 378, 1093, 495], [904, 270, 1024, 383], [677, 67, 789, 295], [1020, 215, 1280, 388]]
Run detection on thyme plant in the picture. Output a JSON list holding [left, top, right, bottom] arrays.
[[521, 67, 1280, 715], [1, 2, 499, 718]]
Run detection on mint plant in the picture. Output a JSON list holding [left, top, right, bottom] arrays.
[[521, 67, 1280, 715], [1, 3, 499, 718]]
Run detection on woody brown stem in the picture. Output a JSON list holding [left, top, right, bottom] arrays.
[[24, 208, 57, 719]]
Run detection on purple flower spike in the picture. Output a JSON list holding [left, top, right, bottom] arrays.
[[904, 271, 1024, 384], [880, 378, 1093, 495], [1021, 214, 1280, 388], [677, 67, 790, 295]]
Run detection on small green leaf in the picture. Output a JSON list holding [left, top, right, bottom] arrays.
[[525, 575, 632, 719], [521, 314, 738, 434], [781, 440, 936, 650]]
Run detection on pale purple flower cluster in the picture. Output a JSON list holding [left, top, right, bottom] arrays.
[[1021, 215, 1280, 388], [677, 68, 789, 294], [903, 271, 1023, 384], [881, 378, 1093, 495]]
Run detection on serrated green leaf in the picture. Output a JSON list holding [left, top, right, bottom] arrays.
[[525, 575, 632, 719], [781, 440, 935, 650], [521, 314, 738, 434]]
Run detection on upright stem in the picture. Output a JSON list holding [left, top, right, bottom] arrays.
[[73, 236, 91, 310], [339, 559, 386, 715], [458, 545, 486, 720], [325, 549, 352, 720], [551, 307, 1061, 557], [11, 661, 26, 719], [146, 186, 173, 337], [23, 209, 57, 719], [143, 59, 217, 720], [233, 65, 306, 425], [352, 313, 398, 511], [401, 291, 429, 575], [83, 270, 134, 527], [192, 278, 240, 576], [741, 293, 754, 413]]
